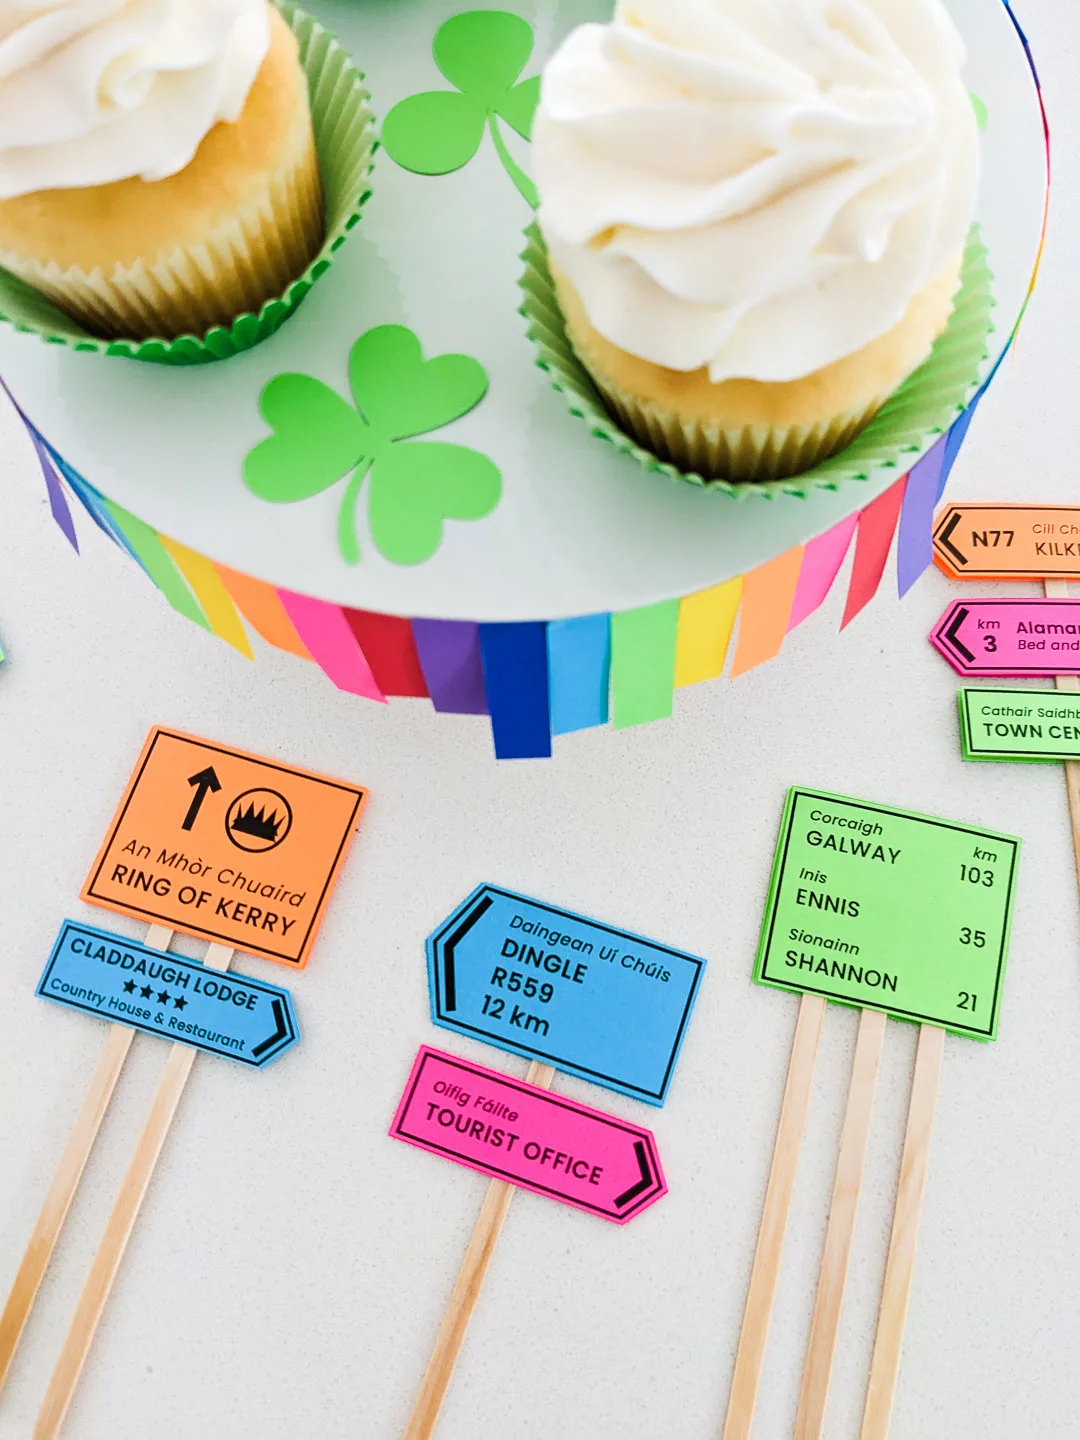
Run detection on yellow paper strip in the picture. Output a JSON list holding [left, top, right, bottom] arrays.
[[160, 537, 254, 659], [675, 578, 743, 688]]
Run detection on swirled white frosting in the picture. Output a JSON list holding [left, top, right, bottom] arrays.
[[0, 0, 270, 199], [533, 0, 979, 383]]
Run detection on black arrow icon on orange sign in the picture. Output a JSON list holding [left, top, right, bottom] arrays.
[[936, 511, 968, 567], [182, 767, 221, 831], [614, 1140, 656, 1211], [251, 998, 292, 1061], [941, 605, 975, 664]]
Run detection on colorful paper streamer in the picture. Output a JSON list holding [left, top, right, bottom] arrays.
[[731, 548, 804, 677], [897, 441, 947, 598], [675, 580, 743, 687], [30, 433, 79, 553], [278, 591, 386, 701], [160, 538, 253, 658], [788, 517, 858, 630], [547, 614, 610, 735], [842, 475, 908, 629], [345, 609, 429, 698], [101, 500, 210, 631], [611, 601, 680, 730], [214, 564, 311, 659], [411, 619, 489, 715], [478, 622, 552, 759]]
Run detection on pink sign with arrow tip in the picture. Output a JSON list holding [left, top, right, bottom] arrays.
[[931, 598, 1080, 677], [390, 1047, 667, 1224]]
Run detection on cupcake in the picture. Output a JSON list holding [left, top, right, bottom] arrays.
[[531, 0, 981, 483], [0, 0, 324, 342]]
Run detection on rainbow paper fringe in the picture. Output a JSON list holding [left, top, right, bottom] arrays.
[[11, 0, 1050, 761]]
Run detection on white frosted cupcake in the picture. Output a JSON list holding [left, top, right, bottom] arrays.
[[0, 0, 324, 341], [531, 0, 981, 482]]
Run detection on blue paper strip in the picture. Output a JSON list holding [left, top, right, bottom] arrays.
[[478, 622, 552, 759], [38, 921, 300, 1069], [428, 885, 706, 1105], [547, 614, 610, 735], [938, 392, 982, 502]]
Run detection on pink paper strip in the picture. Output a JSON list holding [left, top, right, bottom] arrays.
[[278, 590, 386, 702], [390, 1047, 666, 1224], [788, 515, 858, 631]]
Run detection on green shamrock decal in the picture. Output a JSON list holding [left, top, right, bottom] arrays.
[[381, 10, 541, 207], [243, 325, 502, 567]]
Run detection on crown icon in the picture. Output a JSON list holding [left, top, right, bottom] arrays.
[[229, 804, 283, 843]]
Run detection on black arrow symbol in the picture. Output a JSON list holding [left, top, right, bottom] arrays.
[[251, 998, 291, 1060], [614, 1140, 655, 1210], [439, 893, 494, 1013], [937, 511, 968, 567], [183, 766, 221, 831], [942, 605, 975, 664]]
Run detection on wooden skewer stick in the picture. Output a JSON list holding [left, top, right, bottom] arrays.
[[794, 1007, 887, 1440], [1042, 583, 1080, 880], [859, 1023, 945, 1440], [34, 942, 235, 1440], [0, 923, 175, 1396], [723, 992, 826, 1440], [403, 1060, 556, 1440]]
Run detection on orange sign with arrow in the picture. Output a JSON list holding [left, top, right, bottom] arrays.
[[934, 503, 1080, 580], [82, 727, 367, 967]]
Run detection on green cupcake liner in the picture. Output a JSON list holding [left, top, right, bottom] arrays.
[[520, 223, 995, 499], [0, 1, 376, 365]]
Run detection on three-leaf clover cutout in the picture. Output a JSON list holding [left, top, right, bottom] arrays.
[[381, 11, 541, 207], [243, 325, 502, 567]]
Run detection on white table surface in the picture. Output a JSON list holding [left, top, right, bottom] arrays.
[[2, 3, 1079, 1434]]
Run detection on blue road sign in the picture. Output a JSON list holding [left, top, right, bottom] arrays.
[[427, 885, 706, 1105], [38, 921, 299, 1068]]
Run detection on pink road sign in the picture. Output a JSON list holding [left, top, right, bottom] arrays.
[[931, 598, 1080, 677], [389, 1047, 666, 1224]]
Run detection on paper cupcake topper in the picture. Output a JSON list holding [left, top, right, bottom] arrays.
[[726, 786, 1020, 1440], [959, 686, 1080, 761], [0, 731, 366, 1431], [934, 504, 1080, 580], [932, 598, 1080, 678], [427, 884, 705, 1104]]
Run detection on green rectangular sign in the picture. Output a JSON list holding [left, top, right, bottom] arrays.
[[959, 687, 1080, 761], [755, 788, 1020, 1041]]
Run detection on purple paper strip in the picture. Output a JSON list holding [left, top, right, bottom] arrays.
[[411, 619, 489, 715], [896, 437, 947, 597], [29, 432, 79, 552]]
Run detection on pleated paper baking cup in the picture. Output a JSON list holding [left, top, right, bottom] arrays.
[[0, 2, 376, 366], [520, 225, 995, 499]]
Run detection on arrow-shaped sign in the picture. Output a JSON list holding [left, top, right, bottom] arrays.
[[183, 765, 221, 831], [931, 598, 1080, 677], [38, 921, 300, 1068], [390, 1047, 667, 1223], [934, 504, 1080, 580], [427, 885, 705, 1106]]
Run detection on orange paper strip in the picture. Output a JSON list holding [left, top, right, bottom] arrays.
[[215, 563, 311, 660], [730, 548, 804, 678], [160, 538, 253, 659]]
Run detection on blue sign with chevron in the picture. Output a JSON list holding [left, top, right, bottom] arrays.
[[38, 920, 299, 1069], [427, 885, 706, 1106]]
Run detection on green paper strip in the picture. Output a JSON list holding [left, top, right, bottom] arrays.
[[959, 686, 1080, 761], [611, 600, 679, 730], [519, 224, 995, 499], [102, 502, 210, 631], [755, 787, 1020, 1041], [0, 1, 376, 365]]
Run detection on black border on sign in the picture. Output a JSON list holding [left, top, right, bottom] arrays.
[[427, 884, 706, 1103], [391, 1050, 664, 1220], [84, 730, 366, 964], [757, 789, 1020, 1041], [37, 919, 298, 1067], [934, 505, 1080, 577], [934, 598, 1080, 676]]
